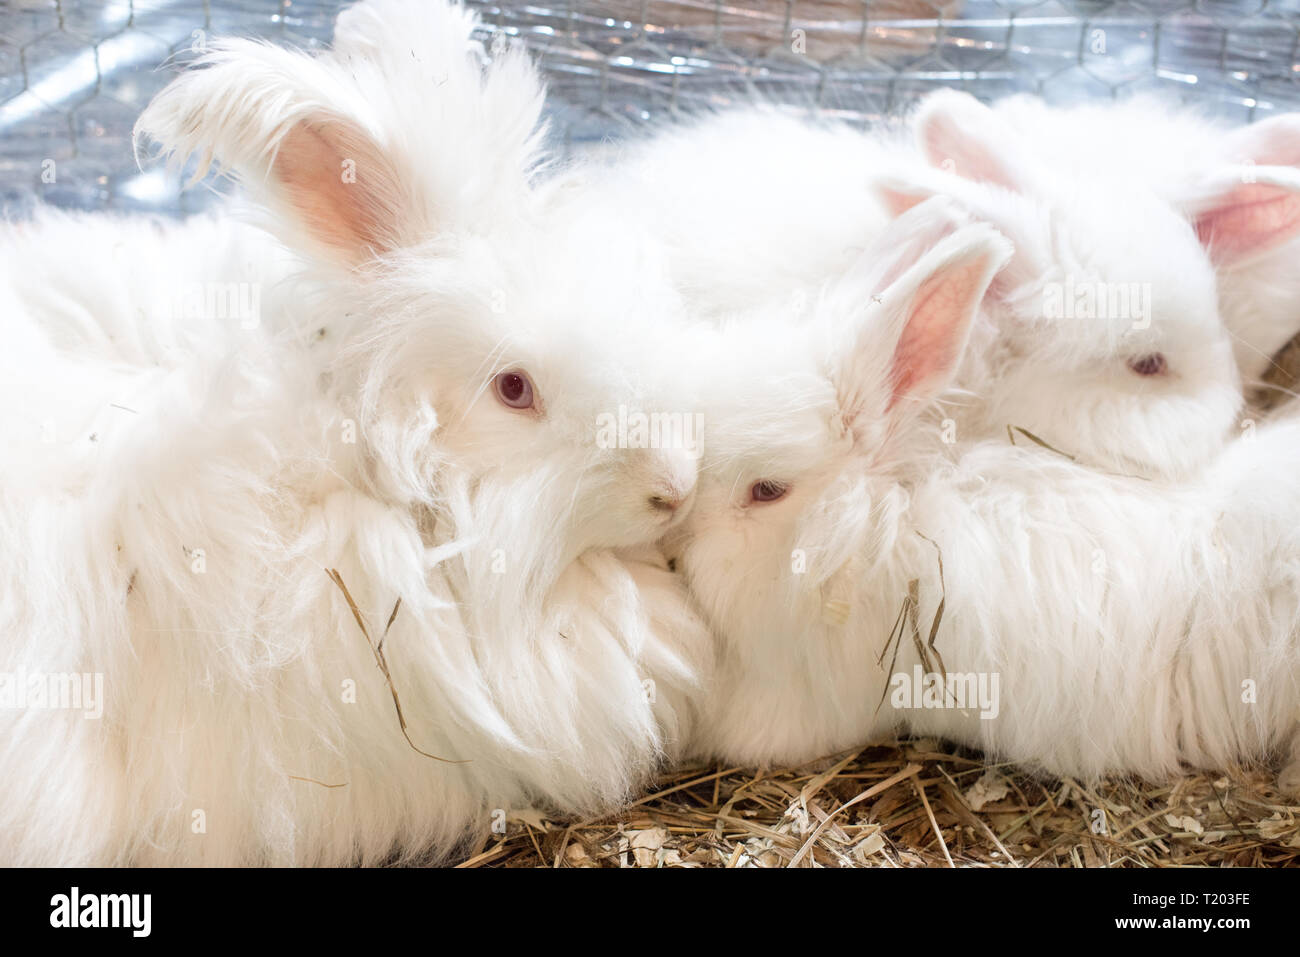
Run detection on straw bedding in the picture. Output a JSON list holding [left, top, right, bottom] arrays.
[[465, 740, 1300, 868]]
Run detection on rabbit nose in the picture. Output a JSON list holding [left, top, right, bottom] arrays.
[[642, 446, 698, 516]]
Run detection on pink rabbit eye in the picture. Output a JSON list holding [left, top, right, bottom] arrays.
[[1127, 354, 1167, 377], [492, 369, 535, 410], [750, 480, 789, 504]]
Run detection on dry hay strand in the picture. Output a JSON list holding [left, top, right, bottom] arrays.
[[326, 568, 468, 765], [1250, 329, 1300, 413], [461, 739, 1300, 867]]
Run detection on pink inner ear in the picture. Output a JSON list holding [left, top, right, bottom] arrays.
[[871, 198, 964, 290], [1196, 183, 1300, 264], [921, 111, 1021, 192], [878, 184, 931, 218], [1227, 114, 1300, 168], [887, 259, 987, 411], [273, 122, 398, 262]]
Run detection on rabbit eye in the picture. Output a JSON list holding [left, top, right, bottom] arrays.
[[492, 369, 536, 410], [1127, 354, 1167, 377], [750, 480, 789, 504]]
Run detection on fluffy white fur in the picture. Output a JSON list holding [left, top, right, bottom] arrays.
[[982, 93, 1300, 393], [674, 202, 1300, 791], [575, 97, 1243, 480], [0, 0, 711, 865], [9, 0, 1299, 866]]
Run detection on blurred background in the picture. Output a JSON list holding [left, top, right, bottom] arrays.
[[2, 0, 1300, 217]]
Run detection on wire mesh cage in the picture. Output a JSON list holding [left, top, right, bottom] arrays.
[[2, 1, 1300, 217]]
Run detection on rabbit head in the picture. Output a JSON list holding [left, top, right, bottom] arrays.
[[880, 89, 1242, 479], [940, 93, 1300, 394], [673, 208, 1010, 760], [134, 2, 699, 577], [1172, 113, 1300, 389]]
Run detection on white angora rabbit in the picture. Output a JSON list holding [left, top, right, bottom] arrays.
[[941, 92, 1300, 401], [574, 96, 1242, 480], [0, 0, 711, 865], [674, 199, 1300, 794]]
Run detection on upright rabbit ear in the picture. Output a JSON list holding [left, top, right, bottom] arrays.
[[874, 171, 944, 219], [1183, 115, 1300, 264], [331, 0, 481, 58], [832, 217, 1012, 445], [135, 2, 546, 267], [912, 89, 1033, 193], [136, 40, 420, 266], [863, 194, 973, 289], [873, 173, 1033, 298]]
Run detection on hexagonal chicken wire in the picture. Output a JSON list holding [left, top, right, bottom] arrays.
[[1, 0, 1298, 217]]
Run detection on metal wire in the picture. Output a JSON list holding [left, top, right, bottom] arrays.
[[2, 0, 1299, 216]]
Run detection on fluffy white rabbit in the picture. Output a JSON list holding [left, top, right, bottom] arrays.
[[576, 98, 1242, 480], [0, 0, 711, 866], [565, 109, 898, 318], [942, 92, 1300, 398], [674, 198, 1300, 792], [881, 90, 1245, 478]]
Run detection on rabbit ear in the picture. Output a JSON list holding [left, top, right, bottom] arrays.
[[833, 220, 1012, 443], [1189, 167, 1300, 264], [135, 3, 546, 266], [874, 173, 1033, 298], [875, 173, 941, 218], [332, 0, 482, 60], [135, 40, 420, 265], [861, 194, 973, 289], [1218, 113, 1300, 168], [1179, 114, 1300, 264], [913, 89, 1033, 192]]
